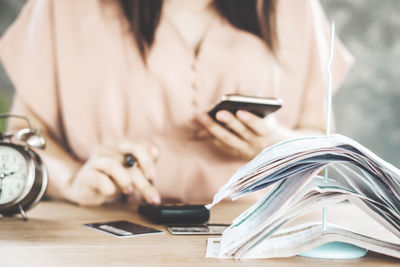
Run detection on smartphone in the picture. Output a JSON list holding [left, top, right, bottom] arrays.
[[208, 94, 283, 120]]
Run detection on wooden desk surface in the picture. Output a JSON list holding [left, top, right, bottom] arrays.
[[0, 200, 399, 266]]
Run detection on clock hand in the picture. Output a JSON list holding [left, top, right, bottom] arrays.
[[0, 172, 6, 198], [0, 171, 15, 178], [0, 171, 16, 199]]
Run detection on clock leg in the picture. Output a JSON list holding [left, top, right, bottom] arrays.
[[18, 205, 28, 221]]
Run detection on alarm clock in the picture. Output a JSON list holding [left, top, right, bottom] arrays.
[[0, 114, 48, 220]]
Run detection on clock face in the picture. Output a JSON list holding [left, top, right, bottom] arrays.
[[0, 146, 29, 205]]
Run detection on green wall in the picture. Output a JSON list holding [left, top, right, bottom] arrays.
[[0, 90, 11, 132]]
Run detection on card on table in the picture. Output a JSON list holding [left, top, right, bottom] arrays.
[[85, 220, 163, 237], [166, 223, 230, 235]]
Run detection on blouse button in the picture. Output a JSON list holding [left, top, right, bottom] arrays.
[[192, 80, 201, 90], [191, 61, 200, 72]]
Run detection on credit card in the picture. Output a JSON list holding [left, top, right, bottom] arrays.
[[85, 220, 163, 237]]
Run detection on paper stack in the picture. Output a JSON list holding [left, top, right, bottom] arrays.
[[206, 134, 400, 259]]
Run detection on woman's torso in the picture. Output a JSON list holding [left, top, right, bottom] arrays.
[[0, 0, 353, 202]]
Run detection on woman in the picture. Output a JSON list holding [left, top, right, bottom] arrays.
[[0, 0, 353, 205]]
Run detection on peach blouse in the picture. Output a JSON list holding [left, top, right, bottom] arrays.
[[0, 0, 353, 202]]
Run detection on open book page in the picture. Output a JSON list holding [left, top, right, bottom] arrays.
[[207, 222, 400, 259], [220, 169, 320, 255]]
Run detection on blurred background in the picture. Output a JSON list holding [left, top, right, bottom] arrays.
[[0, 0, 399, 166]]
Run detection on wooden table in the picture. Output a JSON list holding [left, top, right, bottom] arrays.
[[0, 200, 399, 266]]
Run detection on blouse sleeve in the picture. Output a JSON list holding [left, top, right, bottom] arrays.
[[279, 0, 355, 130], [0, 0, 61, 139]]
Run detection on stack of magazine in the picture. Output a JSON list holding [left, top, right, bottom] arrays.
[[206, 134, 400, 259]]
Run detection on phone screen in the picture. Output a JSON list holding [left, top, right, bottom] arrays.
[[208, 94, 282, 120]]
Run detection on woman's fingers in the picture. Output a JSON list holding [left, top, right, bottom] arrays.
[[73, 141, 162, 206], [194, 110, 281, 160], [236, 110, 269, 136], [92, 157, 134, 194], [72, 168, 118, 206], [196, 113, 250, 153], [215, 110, 255, 141], [91, 156, 161, 204], [84, 142, 161, 204], [118, 141, 158, 180], [128, 167, 161, 204], [210, 138, 253, 159], [96, 172, 119, 197], [193, 128, 213, 140]]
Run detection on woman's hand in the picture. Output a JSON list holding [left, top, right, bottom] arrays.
[[195, 110, 286, 160], [67, 141, 161, 206]]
